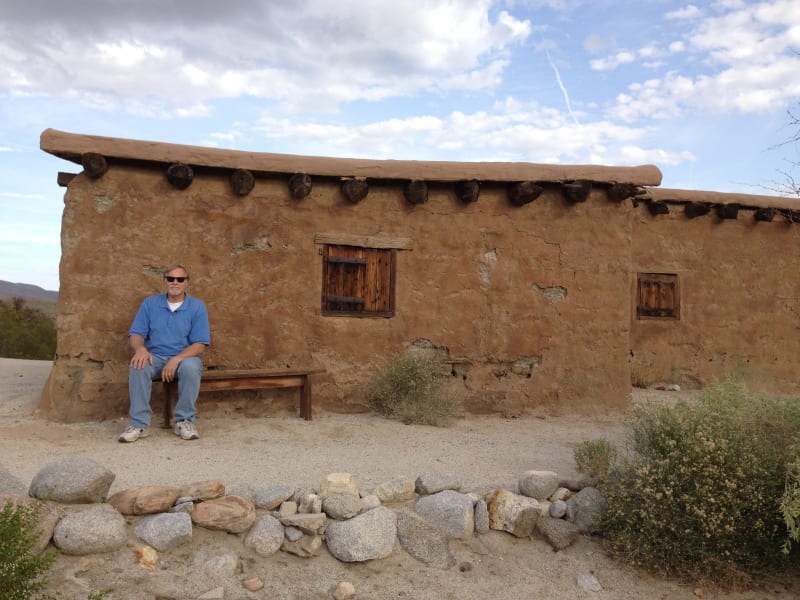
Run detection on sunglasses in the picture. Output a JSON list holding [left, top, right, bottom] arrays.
[[164, 276, 188, 283]]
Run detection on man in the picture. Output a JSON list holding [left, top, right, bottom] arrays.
[[118, 265, 211, 442]]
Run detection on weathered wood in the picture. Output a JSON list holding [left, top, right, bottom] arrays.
[[166, 163, 194, 189], [341, 178, 369, 203], [404, 180, 428, 205], [81, 152, 108, 178], [562, 180, 591, 203], [607, 182, 641, 202], [314, 232, 413, 251], [716, 204, 739, 220], [455, 180, 480, 204], [57, 172, 77, 187], [647, 200, 669, 215], [163, 368, 324, 425], [288, 173, 312, 199], [508, 181, 543, 206], [684, 202, 710, 219], [230, 169, 255, 196], [754, 207, 774, 222]]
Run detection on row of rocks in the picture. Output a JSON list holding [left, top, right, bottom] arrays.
[[1, 459, 606, 594]]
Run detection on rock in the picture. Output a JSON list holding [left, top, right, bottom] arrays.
[[319, 473, 359, 499], [548, 487, 572, 502], [298, 492, 322, 514], [134, 544, 158, 570], [191, 495, 255, 533], [284, 526, 303, 541], [396, 509, 455, 569], [359, 495, 381, 512], [474, 499, 489, 534], [371, 476, 416, 503], [226, 481, 257, 503], [537, 515, 580, 551], [333, 581, 356, 600], [281, 534, 323, 557], [29, 458, 115, 504], [326, 506, 397, 562], [413, 490, 474, 539], [549, 499, 567, 518], [277, 501, 298, 517], [577, 573, 603, 592], [565, 486, 605, 534], [242, 576, 264, 592], [135, 512, 192, 551], [177, 480, 225, 501], [196, 552, 238, 581], [107, 485, 180, 515], [485, 489, 540, 538], [414, 473, 462, 495], [518, 470, 559, 500], [169, 500, 194, 514], [323, 493, 362, 520], [0, 464, 26, 494], [254, 484, 295, 510], [197, 586, 225, 600], [53, 503, 127, 555], [244, 515, 284, 556], [0, 493, 61, 553], [279, 512, 327, 535]]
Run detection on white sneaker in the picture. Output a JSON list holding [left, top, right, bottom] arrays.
[[174, 420, 199, 440], [118, 425, 150, 443]]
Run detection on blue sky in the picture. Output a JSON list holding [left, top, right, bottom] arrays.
[[1, 0, 799, 291]]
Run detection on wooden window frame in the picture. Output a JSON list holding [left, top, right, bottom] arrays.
[[636, 273, 680, 320], [322, 244, 397, 318]]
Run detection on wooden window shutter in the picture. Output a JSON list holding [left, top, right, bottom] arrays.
[[637, 273, 680, 319], [323, 244, 395, 317]]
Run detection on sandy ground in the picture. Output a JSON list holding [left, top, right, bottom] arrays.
[[0, 357, 797, 600]]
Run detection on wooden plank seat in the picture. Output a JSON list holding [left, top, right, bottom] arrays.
[[162, 368, 323, 427]]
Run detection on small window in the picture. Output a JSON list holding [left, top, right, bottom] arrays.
[[322, 244, 396, 317], [636, 273, 680, 320]]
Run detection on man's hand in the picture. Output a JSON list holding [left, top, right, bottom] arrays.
[[161, 356, 183, 382], [130, 346, 153, 370]]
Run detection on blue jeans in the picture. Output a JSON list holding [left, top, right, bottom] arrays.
[[128, 354, 202, 427]]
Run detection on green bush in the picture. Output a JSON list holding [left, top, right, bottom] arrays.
[[0, 500, 58, 600], [366, 351, 461, 426], [601, 377, 800, 586], [0, 298, 56, 360], [574, 439, 617, 481]]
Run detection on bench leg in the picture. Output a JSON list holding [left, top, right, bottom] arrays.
[[163, 382, 173, 428], [300, 375, 312, 421]]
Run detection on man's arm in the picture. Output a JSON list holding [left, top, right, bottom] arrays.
[[161, 342, 207, 382], [129, 334, 153, 370]]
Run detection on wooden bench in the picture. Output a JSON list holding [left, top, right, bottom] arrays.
[[162, 368, 323, 427]]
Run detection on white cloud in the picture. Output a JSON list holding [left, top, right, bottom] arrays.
[[666, 5, 702, 20], [590, 51, 636, 71]]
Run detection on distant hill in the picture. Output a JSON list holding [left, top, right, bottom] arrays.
[[0, 280, 58, 318]]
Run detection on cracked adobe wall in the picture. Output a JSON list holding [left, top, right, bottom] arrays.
[[41, 163, 634, 421]]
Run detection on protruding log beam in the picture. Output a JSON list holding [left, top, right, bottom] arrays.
[[647, 200, 669, 215], [754, 207, 774, 222], [81, 152, 108, 178], [230, 169, 255, 196], [287, 173, 312, 199], [341, 178, 369, 203], [562, 180, 591, 203], [508, 181, 543, 206], [166, 163, 194, 190], [607, 182, 642, 202], [716, 204, 739, 220], [404, 180, 428, 205], [684, 202, 710, 219], [57, 172, 77, 187], [455, 180, 480, 204]]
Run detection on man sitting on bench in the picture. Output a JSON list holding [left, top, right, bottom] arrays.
[[118, 264, 211, 443]]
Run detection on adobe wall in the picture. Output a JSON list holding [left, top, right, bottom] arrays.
[[41, 164, 635, 421], [629, 199, 800, 392]]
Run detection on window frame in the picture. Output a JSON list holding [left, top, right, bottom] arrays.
[[636, 272, 680, 320], [321, 244, 397, 318]]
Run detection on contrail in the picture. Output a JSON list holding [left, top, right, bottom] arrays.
[[545, 49, 579, 125]]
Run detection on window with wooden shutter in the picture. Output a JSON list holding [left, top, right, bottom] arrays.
[[322, 244, 396, 317], [636, 273, 680, 320]]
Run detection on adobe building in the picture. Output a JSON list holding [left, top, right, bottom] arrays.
[[38, 129, 800, 422]]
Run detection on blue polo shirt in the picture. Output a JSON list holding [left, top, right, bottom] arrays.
[[129, 293, 211, 357]]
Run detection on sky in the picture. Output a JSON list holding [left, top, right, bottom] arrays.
[[1, 0, 799, 292]]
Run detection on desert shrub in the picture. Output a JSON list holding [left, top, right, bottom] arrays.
[[366, 351, 461, 426], [0, 298, 56, 360], [574, 439, 617, 481], [0, 500, 58, 600], [601, 377, 800, 586], [782, 458, 800, 554]]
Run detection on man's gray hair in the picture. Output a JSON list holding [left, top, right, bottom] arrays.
[[163, 264, 190, 279]]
